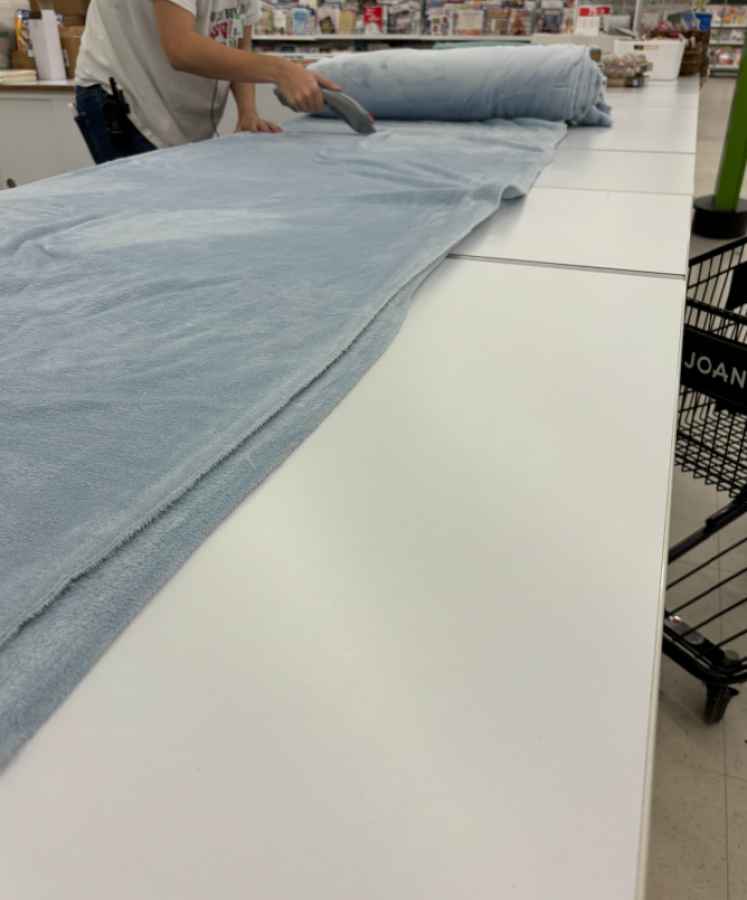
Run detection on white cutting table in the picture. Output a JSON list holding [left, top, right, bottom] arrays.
[[0, 79, 698, 900]]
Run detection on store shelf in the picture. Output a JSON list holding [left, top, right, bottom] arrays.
[[708, 1, 745, 73], [255, 52, 325, 62], [252, 33, 531, 41]]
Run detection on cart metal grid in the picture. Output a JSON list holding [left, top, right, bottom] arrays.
[[664, 235, 747, 722]]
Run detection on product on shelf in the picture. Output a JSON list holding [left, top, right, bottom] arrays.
[[602, 51, 651, 78], [14, 8, 32, 53], [317, 2, 339, 32], [716, 44, 743, 67], [363, 4, 385, 33], [387, 2, 421, 35], [0, 67, 37, 83], [291, 5, 315, 34], [536, 7, 564, 33], [426, 4, 453, 36], [13, 8, 76, 70], [257, 4, 274, 34], [272, 3, 291, 34], [254, 0, 580, 40], [484, 4, 509, 35], [338, 8, 358, 32], [650, 18, 687, 33], [455, 6, 484, 34], [722, 6, 747, 25], [508, 8, 531, 34]]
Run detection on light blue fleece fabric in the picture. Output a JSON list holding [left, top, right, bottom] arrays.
[[310, 45, 612, 126], [0, 111, 579, 768]]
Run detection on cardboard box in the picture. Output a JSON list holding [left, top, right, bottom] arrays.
[[55, 0, 90, 13], [11, 48, 37, 71], [59, 24, 83, 79], [62, 15, 86, 26], [30, 0, 89, 14]]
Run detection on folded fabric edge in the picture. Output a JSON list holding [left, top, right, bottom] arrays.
[[0, 261, 438, 772], [1, 135, 566, 655], [0, 116, 570, 766], [0, 231, 479, 652]]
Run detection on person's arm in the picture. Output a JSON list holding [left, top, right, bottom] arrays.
[[231, 28, 282, 134], [153, 0, 339, 113]]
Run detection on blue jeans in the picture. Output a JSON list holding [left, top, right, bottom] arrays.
[[75, 85, 157, 165]]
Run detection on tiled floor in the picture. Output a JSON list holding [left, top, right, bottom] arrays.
[[645, 75, 747, 900]]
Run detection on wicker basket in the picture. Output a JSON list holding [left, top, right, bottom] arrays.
[[680, 47, 703, 75]]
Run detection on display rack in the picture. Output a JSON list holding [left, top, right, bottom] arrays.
[[250, 0, 573, 43], [707, 3, 746, 74], [618, 0, 695, 34]]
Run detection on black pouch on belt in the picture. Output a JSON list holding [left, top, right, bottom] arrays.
[[73, 111, 107, 165], [100, 77, 132, 151]]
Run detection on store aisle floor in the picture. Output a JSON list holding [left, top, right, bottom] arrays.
[[646, 76, 747, 900], [690, 76, 742, 260]]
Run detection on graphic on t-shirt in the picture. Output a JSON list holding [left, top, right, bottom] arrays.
[[210, 8, 246, 47]]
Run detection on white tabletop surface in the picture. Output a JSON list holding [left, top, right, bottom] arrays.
[[603, 79, 700, 109], [452, 187, 693, 275], [0, 76, 697, 900], [0, 258, 685, 900], [457, 80, 698, 274], [562, 106, 698, 153], [535, 148, 695, 195]]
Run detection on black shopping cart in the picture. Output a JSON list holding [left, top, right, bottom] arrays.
[[664, 235, 747, 723]]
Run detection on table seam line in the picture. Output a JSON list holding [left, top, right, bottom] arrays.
[[558, 147, 696, 155], [447, 253, 686, 280], [533, 185, 694, 197]]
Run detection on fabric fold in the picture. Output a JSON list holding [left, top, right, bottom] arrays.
[[1, 113, 573, 768]]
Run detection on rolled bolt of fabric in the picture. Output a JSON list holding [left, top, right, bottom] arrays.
[[308, 44, 612, 127]]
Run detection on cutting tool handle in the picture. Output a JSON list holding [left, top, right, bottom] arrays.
[[273, 86, 376, 135]]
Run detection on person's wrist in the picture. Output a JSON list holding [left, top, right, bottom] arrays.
[[236, 95, 258, 116], [269, 57, 291, 84]]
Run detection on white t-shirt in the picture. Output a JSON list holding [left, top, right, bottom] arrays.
[[76, 0, 261, 149]]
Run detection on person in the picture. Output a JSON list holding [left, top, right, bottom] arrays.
[[74, 0, 341, 164]]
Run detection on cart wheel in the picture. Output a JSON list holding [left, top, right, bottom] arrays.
[[704, 685, 740, 724]]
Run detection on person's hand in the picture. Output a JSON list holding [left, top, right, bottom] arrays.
[[275, 64, 342, 114], [235, 113, 283, 134]]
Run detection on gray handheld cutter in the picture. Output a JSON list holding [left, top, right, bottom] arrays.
[[274, 86, 377, 135]]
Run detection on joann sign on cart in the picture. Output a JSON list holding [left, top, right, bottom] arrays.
[[682, 328, 747, 411], [681, 263, 747, 412]]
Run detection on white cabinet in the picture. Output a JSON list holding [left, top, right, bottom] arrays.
[[0, 87, 93, 188]]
